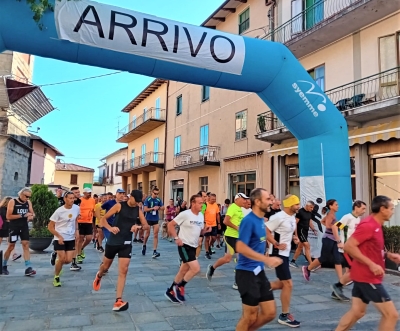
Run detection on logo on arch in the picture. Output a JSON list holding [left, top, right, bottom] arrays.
[[292, 80, 327, 117]]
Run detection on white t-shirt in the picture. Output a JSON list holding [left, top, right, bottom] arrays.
[[338, 213, 360, 253], [241, 207, 252, 217], [50, 205, 80, 241], [266, 211, 296, 257], [174, 209, 204, 248]]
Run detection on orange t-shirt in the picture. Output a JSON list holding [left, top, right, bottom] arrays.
[[79, 197, 95, 223], [204, 202, 219, 227]]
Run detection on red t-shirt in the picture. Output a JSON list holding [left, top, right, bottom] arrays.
[[350, 216, 385, 284]]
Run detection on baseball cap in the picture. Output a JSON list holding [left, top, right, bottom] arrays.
[[83, 187, 92, 193], [116, 188, 126, 193], [235, 193, 249, 200], [130, 190, 143, 202]]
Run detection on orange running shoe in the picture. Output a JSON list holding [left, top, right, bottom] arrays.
[[93, 272, 102, 291], [113, 299, 129, 311]]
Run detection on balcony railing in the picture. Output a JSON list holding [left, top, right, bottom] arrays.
[[263, 0, 363, 44], [326, 67, 399, 111], [174, 146, 220, 168], [117, 107, 166, 139], [118, 152, 164, 173], [256, 111, 285, 134]]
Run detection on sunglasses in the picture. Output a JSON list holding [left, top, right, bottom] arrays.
[[24, 194, 31, 199]]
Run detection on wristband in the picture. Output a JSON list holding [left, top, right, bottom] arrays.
[[174, 237, 179, 241]]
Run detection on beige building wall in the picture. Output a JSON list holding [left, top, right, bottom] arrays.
[[127, 125, 165, 160], [54, 171, 94, 190], [103, 148, 128, 192]]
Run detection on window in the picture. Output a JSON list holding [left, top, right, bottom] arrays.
[[130, 149, 135, 168], [107, 165, 110, 177], [70, 174, 78, 185], [199, 176, 208, 192], [43, 147, 47, 155], [176, 95, 182, 116], [131, 115, 137, 130], [141, 144, 146, 165], [201, 86, 210, 101], [379, 34, 399, 96], [174, 136, 181, 155], [308, 65, 325, 91], [200, 124, 209, 155], [14, 172, 18, 181], [138, 182, 143, 191], [155, 97, 161, 119], [239, 8, 250, 34], [143, 107, 148, 121], [235, 111, 247, 140], [115, 162, 119, 174], [150, 180, 157, 191], [121, 159, 125, 171], [230, 172, 256, 201], [111, 164, 114, 178], [153, 137, 159, 162]]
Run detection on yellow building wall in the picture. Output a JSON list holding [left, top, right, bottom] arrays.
[[54, 171, 94, 190], [127, 124, 165, 160]]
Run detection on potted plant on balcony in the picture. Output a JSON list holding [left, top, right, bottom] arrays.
[[29, 184, 59, 251], [258, 114, 266, 132], [383, 225, 400, 271]]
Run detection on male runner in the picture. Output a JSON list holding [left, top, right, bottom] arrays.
[[195, 190, 208, 259], [206, 193, 248, 289], [143, 187, 164, 258], [94, 194, 108, 252], [290, 201, 317, 267], [56, 188, 65, 207], [2, 188, 36, 276], [165, 194, 211, 303], [93, 190, 149, 311], [76, 188, 95, 263], [48, 191, 80, 287], [101, 189, 125, 241], [264, 198, 281, 220], [335, 196, 400, 331], [266, 194, 301, 328], [217, 199, 230, 248], [241, 199, 252, 217], [204, 193, 220, 259], [235, 188, 282, 331]]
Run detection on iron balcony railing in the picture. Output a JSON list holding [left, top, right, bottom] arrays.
[[174, 145, 220, 167], [326, 67, 399, 111], [256, 111, 285, 134], [117, 152, 164, 173], [117, 107, 166, 139], [263, 0, 364, 43]]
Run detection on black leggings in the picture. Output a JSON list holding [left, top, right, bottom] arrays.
[[319, 237, 341, 265]]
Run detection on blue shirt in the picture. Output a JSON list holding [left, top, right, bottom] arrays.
[[143, 197, 163, 221], [236, 212, 267, 272], [102, 200, 117, 225]]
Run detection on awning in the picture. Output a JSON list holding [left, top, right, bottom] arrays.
[[268, 120, 400, 156]]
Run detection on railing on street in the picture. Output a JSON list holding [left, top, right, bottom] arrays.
[[117, 152, 164, 173], [117, 107, 166, 139], [256, 111, 285, 134], [174, 146, 220, 167]]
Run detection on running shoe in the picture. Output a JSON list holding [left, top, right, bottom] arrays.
[[133, 238, 138, 243], [93, 240, 97, 248], [289, 261, 299, 268], [278, 313, 300, 328], [50, 251, 57, 266], [165, 288, 180, 304], [138, 239, 144, 244], [12, 253, 22, 261], [93, 272, 102, 291], [141, 245, 146, 256], [206, 264, 214, 282], [330, 284, 350, 302], [53, 276, 61, 287], [70, 263, 81, 271], [24, 267, 36, 276], [173, 285, 185, 303], [211, 248, 215, 254], [205, 252, 211, 260], [232, 282, 238, 290], [331, 291, 340, 300], [77, 255, 83, 264], [216, 244, 221, 249], [80, 250, 85, 259], [301, 266, 310, 281], [113, 299, 129, 311], [97, 246, 104, 253], [169, 238, 173, 242], [2, 266, 9, 275], [152, 251, 160, 258]]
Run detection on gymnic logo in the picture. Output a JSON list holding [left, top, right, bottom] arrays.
[[292, 81, 326, 117]]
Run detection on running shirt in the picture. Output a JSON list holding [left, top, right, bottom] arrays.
[[11, 199, 29, 226], [241, 208, 251, 217], [144, 197, 163, 221], [204, 202, 219, 227], [95, 202, 106, 225], [74, 198, 81, 206], [78, 197, 95, 224], [201, 203, 207, 215], [174, 209, 204, 248], [50, 205, 80, 241], [266, 211, 296, 257], [338, 213, 360, 253], [322, 217, 337, 241], [350, 216, 385, 284], [223, 203, 244, 239], [165, 205, 176, 221], [102, 200, 117, 225], [237, 212, 267, 272], [295, 208, 312, 228]]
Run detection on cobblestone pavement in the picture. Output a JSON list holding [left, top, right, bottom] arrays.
[[0, 237, 399, 331]]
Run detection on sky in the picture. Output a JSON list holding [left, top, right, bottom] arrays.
[[33, 0, 225, 174]]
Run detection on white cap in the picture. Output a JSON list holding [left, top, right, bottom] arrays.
[[235, 193, 249, 200], [83, 187, 92, 193]]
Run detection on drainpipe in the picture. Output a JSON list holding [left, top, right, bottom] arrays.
[[162, 80, 170, 202], [266, 0, 276, 41]]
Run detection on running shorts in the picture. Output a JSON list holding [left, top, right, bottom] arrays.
[[204, 226, 218, 237], [78, 223, 93, 236], [352, 282, 391, 304], [104, 244, 132, 259], [9, 222, 29, 242], [54, 239, 76, 251], [236, 269, 274, 306], [318, 237, 342, 265], [271, 255, 291, 281], [178, 244, 196, 263], [297, 226, 309, 243], [147, 220, 159, 227], [224, 236, 237, 255]]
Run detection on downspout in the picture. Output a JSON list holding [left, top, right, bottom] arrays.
[[162, 80, 170, 202]]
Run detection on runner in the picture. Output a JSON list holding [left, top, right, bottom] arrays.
[[48, 191, 80, 287], [264, 198, 281, 220], [69, 186, 82, 270], [195, 190, 208, 259], [206, 193, 249, 289], [164, 198, 177, 241], [101, 189, 126, 241], [0, 196, 21, 262], [75, 187, 95, 264], [204, 193, 219, 259], [235, 188, 282, 331], [290, 201, 317, 267], [143, 187, 164, 258], [2, 188, 36, 276], [94, 194, 108, 252], [266, 194, 301, 328], [164, 194, 211, 303], [335, 195, 400, 331], [217, 199, 230, 248], [93, 190, 149, 311], [92, 194, 99, 244], [241, 199, 252, 217], [330, 200, 367, 301]]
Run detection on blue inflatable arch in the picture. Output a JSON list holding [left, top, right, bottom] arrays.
[[0, 0, 351, 217]]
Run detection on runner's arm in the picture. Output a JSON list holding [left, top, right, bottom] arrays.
[[331, 222, 341, 242], [223, 215, 238, 231], [100, 203, 121, 231], [6, 199, 21, 220], [309, 219, 316, 232], [295, 217, 300, 237], [48, 221, 63, 240], [344, 236, 375, 267], [138, 209, 149, 229], [167, 220, 178, 238]]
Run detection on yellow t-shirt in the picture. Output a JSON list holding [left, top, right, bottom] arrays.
[[95, 203, 106, 225], [204, 202, 219, 227], [223, 203, 244, 239]]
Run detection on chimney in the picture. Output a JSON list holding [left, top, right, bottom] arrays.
[[56, 159, 61, 164]]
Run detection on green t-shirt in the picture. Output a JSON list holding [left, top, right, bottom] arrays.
[[201, 203, 207, 214], [223, 203, 244, 239]]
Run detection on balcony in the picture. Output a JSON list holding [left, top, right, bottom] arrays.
[[116, 152, 164, 176], [263, 0, 398, 58], [117, 107, 166, 143], [256, 111, 293, 144], [174, 146, 220, 170]]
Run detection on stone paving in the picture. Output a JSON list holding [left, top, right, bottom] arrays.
[[0, 237, 399, 331]]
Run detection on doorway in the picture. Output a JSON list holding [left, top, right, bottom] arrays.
[[230, 172, 256, 201]]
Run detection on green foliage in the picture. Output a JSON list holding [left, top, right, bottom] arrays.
[[30, 184, 59, 238], [383, 226, 400, 253]]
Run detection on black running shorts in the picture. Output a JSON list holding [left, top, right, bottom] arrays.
[[352, 282, 391, 304], [271, 255, 291, 281], [318, 237, 342, 265], [147, 220, 159, 227], [54, 239, 76, 251], [224, 236, 237, 255], [178, 244, 197, 263], [236, 269, 274, 306], [204, 226, 218, 237], [297, 226, 309, 243], [104, 244, 132, 259], [8, 222, 29, 242], [78, 223, 93, 236]]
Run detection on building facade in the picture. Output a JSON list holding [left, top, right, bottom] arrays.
[[54, 160, 94, 190], [99, 147, 128, 193]]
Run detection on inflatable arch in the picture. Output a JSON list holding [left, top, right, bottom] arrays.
[[0, 0, 351, 224]]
